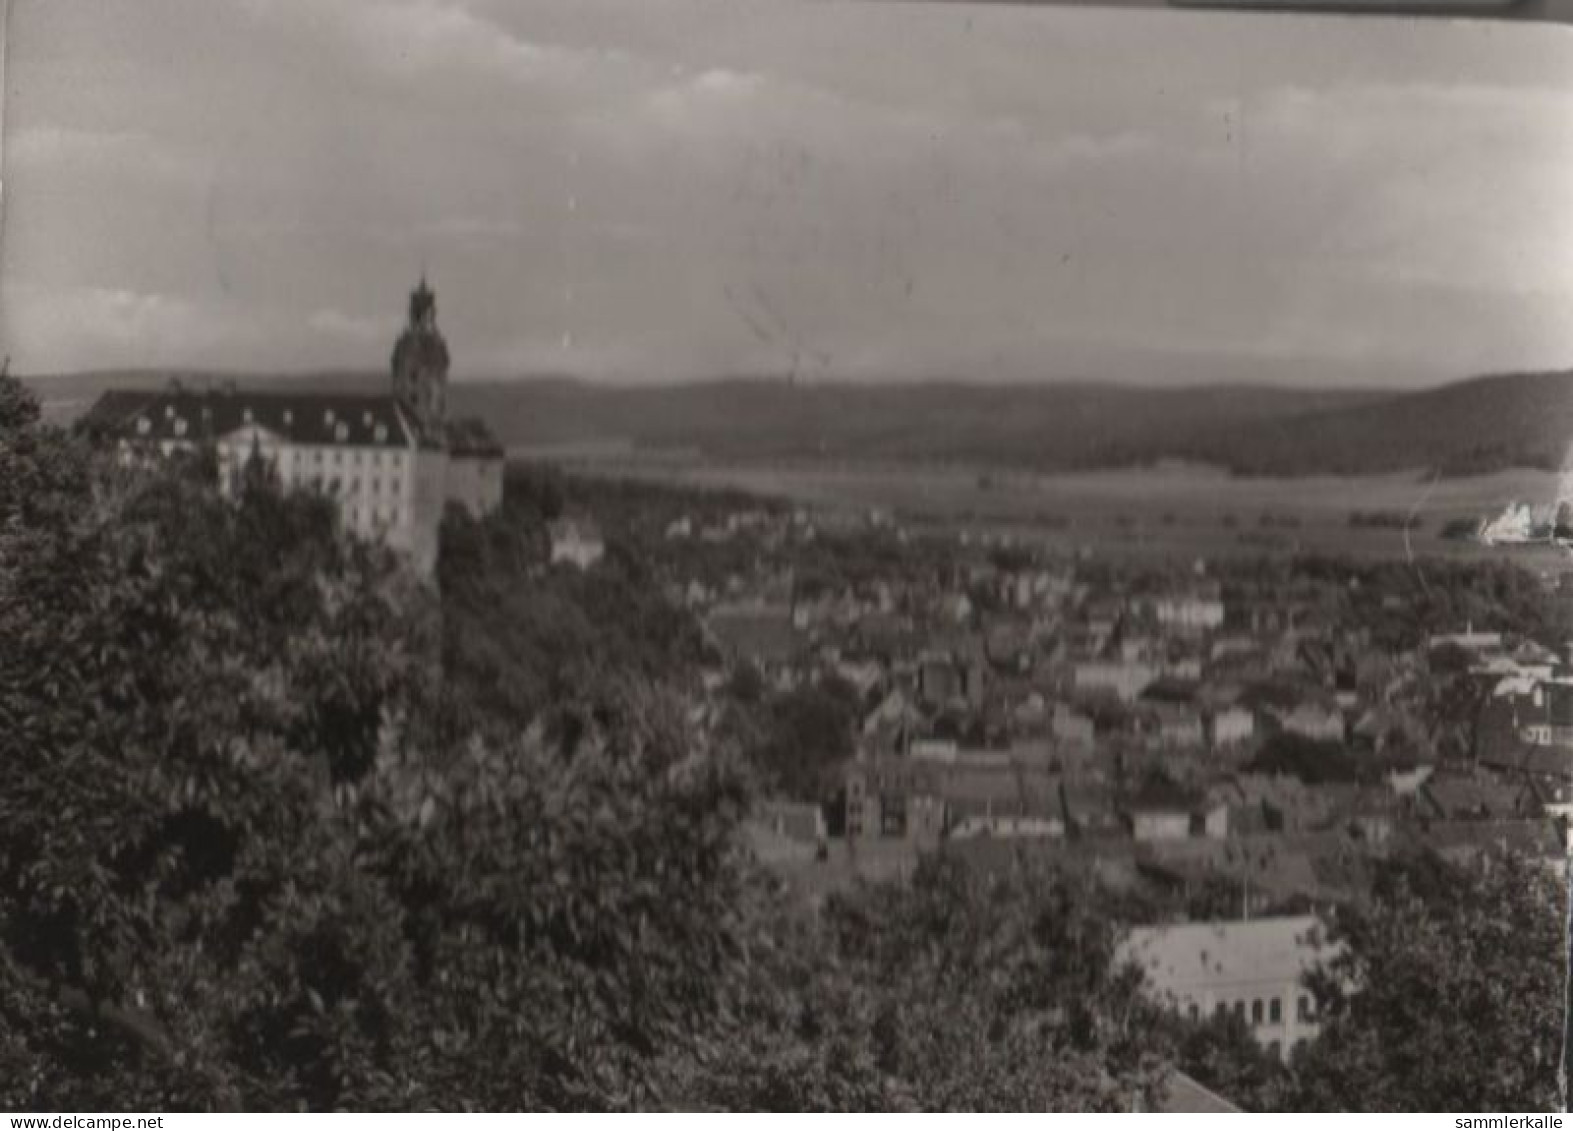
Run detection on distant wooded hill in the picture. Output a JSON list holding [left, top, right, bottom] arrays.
[[27, 368, 1573, 478]]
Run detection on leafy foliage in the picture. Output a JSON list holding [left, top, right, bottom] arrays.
[[1168, 1012, 1288, 1113], [681, 856, 1172, 1110], [436, 494, 706, 733], [2, 373, 1175, 1110], [723, 676, 861, 803], [1285, 851, 1564, 1112]]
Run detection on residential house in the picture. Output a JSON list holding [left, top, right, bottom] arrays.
[[1210, 706, 1256, 748], [1123, 780, 1208, 842], [1521, 680, 1573, 748], [1276, 702, 1345, 744], [1420, 773, 1537, 821], [843, 758, 946, 845], [1073, 661, 1158, 704], [549, 517, 606, 570], [1052, 704, 1097, 751], [754, 798, 827, 844], [1152, 702, 1206, 750], [1060, 780, 1123, 839], [1152, 595, 1226, 634], [746, 800, 828, 865]]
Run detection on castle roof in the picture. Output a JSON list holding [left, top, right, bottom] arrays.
[[80, 388, 419, 449]]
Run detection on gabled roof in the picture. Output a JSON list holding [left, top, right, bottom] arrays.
[[1421, 775, 1536, 820], [81, 388, 418, 449], [1405, 816, 1563, 860], [1118, 914, 1336, 993], [706, 602, 802, 664], [1151, 1071, 1243, 1114], [1124, 778, 1204, 815]]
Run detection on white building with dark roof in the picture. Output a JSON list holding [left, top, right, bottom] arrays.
[[82, 279, 503, 575]]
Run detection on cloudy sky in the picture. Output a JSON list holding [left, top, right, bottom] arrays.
[[3, 0, 1572, 386]]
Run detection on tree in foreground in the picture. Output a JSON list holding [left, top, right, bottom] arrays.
[[0, 375, 749, 1108], [679, 855, 1174, 1110], [1286, 850, 1563, 1112], [1, 372, 1172, 1110]]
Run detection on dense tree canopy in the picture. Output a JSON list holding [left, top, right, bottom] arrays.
[[436, 498, 706, 734], [1285, 851, 1564, 1112], [0, 373, 1172, 1110], [683, 856, 1173, 1111], [0, 377, 746, 1108]]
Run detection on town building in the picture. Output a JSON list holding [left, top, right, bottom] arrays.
[[1210, 706, 1256, 748], [548, 516, 606, 570], [1521, 679, 1573, 748], [1151, 594, 1226, 633], [81, 278, 503, 576], [1119, 915, 1339, 1061], [1073, 660, 1158, 703]]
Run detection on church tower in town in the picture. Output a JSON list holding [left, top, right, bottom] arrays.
[[391, 275, 450, 439]]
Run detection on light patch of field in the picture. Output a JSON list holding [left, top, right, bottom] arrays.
[[521, 449, 1571, 569]]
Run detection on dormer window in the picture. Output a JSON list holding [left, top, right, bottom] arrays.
[[242, 407, 253, 424], [136, 417, 151, 436], [283, 409, 293, 426], [363, 411, 373, 426], [374, 424, 387, 443], [173, 418, 188, 437], [324, 409, 335, 425], [335, 422, 348, 442]]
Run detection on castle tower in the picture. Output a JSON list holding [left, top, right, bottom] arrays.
[[391, 275, 450, 439]]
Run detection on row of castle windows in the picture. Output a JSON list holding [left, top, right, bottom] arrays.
[[295, 447, 404, 470], [214, 446, 407, 474], [348, 504, 402, 530], [137, 416, 394, 445], [298, 473, 402, 498]]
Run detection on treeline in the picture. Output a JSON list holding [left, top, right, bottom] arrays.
[[445, 370, 1573, 478]]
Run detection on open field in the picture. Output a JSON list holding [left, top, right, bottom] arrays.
[[518, 448, 1573, 569]]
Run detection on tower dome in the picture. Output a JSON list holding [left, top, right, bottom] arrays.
[[391, 275, 450, 437]]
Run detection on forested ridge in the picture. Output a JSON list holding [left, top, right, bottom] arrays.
[[39, 368, 1573, 477]]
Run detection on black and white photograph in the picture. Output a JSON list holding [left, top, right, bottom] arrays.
[[2, 0, 1573, 1113]]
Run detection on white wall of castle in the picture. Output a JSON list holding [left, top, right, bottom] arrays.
[[120, 422, 501, 579]]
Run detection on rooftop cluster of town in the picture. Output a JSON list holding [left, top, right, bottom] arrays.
[[537, 491, 1573, 1060]]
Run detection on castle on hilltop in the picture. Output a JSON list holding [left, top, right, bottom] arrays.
[[83, 277, 504, 575]]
